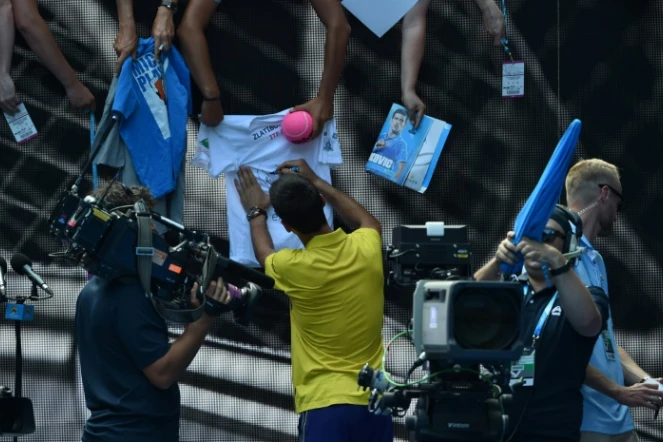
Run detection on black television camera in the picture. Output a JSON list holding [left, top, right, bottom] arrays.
[[48, 172, 274, 323], [358, 223, 525, 442], [0, 387, 35, 437]]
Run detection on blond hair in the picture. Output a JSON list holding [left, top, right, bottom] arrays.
[[565, 159, 620, 205]]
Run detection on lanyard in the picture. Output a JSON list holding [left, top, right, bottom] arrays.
[[500, 0, 513, 61], [532, 292, 559, 348]]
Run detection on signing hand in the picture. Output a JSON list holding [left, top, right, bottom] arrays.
[[292, 96, 334, 140], [0, 73, 20, 114], [274, 159, 320, 184], [234, 166, 270, 212], [152, 6, 175, 60], [402, 90, 426, 129], [495, 231, 520, 265], [114, 24, 138, 74]]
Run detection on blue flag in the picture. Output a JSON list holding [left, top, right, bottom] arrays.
[[500, 119, 582, 275]]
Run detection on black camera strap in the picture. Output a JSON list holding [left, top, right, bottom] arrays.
[[133, 200, 154, 296]]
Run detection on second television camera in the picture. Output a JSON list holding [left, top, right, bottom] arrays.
[[358, 223, 524, 441]]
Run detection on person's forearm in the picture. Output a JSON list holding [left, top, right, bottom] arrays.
[[400, 0, 429, 96], [249, 216, 275, 268], [473, 257, 502, 281], [312, 177, 379, 231], [117, 0, 135, 26], [619, 346, 651, 385], [13, 1, 80, 89], [552, 267, 602, 337], [177, 1, 220, 98], [585, 364, 622, 400], [472, 0, 495, 13], [153, 315, 213, 389], [178, 26, 220, 98], [316, 14, 350, 101], [0, 0, 14, 74]]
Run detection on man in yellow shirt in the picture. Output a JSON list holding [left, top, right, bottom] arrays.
[[234, 159, 392, 441]]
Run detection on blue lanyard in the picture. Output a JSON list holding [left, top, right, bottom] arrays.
[[532, 292, 559, 347], [500, 0, 514, 61]]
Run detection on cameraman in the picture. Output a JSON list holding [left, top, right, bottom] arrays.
[[234, 160, 392, 442], [75, 182, 233, 442], [474, 205, 610, 442]]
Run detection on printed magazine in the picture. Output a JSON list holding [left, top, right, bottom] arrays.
[[365, 103, 452, 193]]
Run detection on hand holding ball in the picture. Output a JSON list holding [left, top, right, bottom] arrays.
[[282, 111, 314, 144]]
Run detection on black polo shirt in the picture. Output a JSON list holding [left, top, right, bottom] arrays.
[[507, 282, 610, 442]]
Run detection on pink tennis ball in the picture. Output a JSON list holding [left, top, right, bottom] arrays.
[[282, 111, 314, 144]]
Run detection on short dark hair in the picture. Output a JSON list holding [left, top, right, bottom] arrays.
[[269, 174, 327, 234], [89, 182, 157, 212], [392, 108, 408, 120]]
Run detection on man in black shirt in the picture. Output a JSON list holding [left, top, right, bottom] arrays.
[[75, 182, 241, 442], [475, 205, 610, 441]]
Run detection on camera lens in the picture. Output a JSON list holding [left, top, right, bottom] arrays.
[[453, 288, 520, 351]]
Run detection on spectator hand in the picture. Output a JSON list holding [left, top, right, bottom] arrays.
[[234, 166, 270, 212], [66, 81, 96, 111], [292, 96, 334, 141], [275, 159, 320, 184], [200, 99, 224, 127], [114, 24, 138, 74], [402, 90, 426, 129], [481, 0, 506, 47], [152, 6, 175, 60], [614, 383, 663, 410], [0, 73, 20, 114], [495, 231, 520, 265]]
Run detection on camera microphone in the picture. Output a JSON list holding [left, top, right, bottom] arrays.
[[0, 256, 7, 297], [10, 254, 54, 296]]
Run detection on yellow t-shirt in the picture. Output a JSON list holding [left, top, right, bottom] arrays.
[[265, 228, 385, 414]]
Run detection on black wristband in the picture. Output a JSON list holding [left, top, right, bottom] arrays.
[[204, 296, 224, 317], [202, 96, 221, 101], [550, 260, 571, 276]]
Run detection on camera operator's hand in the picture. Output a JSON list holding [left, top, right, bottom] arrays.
[[235, 166, 270, 212], [495, 231, 520, 265], [517, 237, 566, 270], [189, 278, 232, 321], [275, 159, 321, 185]]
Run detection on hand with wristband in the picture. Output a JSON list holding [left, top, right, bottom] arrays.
[[189, 277, 232, 319], [153, 1, 178, 60]]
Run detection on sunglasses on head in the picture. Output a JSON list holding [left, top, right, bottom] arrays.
[[542, 228, 566, 244]]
